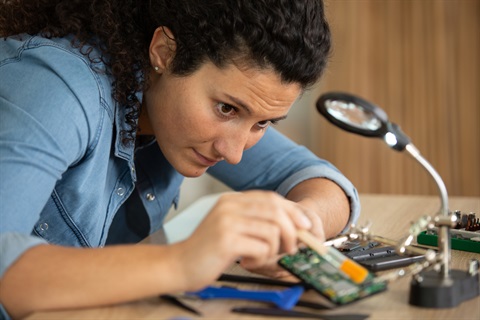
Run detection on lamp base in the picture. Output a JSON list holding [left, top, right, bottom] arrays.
[[409, 269, 479, 308]]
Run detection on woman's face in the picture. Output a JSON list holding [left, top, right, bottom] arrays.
[[143, 61, 301, 177]]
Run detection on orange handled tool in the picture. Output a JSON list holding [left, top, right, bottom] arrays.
[[297, 230, 369, 284]]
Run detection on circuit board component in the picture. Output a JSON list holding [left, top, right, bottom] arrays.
[[417, 210, 480, 253], [278, 246, 388, 305]]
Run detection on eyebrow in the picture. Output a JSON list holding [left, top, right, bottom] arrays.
[[225, 94, 289, 123]]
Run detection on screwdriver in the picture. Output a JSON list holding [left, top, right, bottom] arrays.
[[297, 230, 369, 284]]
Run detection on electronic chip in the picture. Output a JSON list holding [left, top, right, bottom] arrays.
[[278, 247, 388, 305]]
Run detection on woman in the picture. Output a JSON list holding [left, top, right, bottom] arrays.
[[0, 0, 360, 318]]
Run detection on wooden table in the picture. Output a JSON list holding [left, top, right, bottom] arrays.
[[28, 194, 480, 320]]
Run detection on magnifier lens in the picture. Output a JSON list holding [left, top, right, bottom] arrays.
[[325, 100, 382, 131]]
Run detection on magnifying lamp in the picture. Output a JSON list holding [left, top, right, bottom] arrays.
[[316, 91, 479, 308]]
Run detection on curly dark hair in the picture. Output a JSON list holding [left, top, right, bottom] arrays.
[[0, 0, 331, 144]]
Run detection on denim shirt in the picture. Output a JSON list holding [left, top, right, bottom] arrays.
[[0, 34, 360, 319]]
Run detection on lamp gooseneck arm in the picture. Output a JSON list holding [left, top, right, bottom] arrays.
[[404, 143, 450, 277]]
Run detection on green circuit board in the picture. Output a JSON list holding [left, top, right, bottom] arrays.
[[278, 247, 388, 305]]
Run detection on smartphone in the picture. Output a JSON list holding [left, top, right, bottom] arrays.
[[343, 245, 425, 271]]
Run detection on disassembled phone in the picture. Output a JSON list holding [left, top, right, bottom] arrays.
[[278, 246, 388, 305], [337, 240, 425, 272], [347, 246, 425, 271], [278, 210, 479, 307]]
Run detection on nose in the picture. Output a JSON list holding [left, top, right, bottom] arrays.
[[214, 129, 259, 165]]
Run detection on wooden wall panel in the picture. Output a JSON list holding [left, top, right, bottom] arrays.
[[310, 0, 479, 196]]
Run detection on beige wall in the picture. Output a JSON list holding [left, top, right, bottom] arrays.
[[312, 0, 479, 197]]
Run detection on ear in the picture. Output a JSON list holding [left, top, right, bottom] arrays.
[[149, 27, 176, 72]]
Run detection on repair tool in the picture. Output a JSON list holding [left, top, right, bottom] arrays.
[[187, 285, 304, 310], [232, 307, 370, 319], [159, 294, 202, 316], [297, 230, 370, 284]]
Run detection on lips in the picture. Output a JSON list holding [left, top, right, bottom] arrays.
[[193, 149, 222, 166]]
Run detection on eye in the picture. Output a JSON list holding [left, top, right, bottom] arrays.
[[216, 102, 237, 118], [256, 120, 270, 129], [256, 119, 279, 129]]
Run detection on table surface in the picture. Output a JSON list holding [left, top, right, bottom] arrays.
[[28, 194, 480, 320]]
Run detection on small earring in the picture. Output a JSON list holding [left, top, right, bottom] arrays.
[[154, 66, 159, 72]]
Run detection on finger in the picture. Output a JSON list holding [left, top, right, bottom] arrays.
[[297, 205, 325, 242], [278, 198, 327, 246], [198, 202, 282, 260], [233, 237, 271, 265], [237, 218, 281, 258], [219, 192, 300, 254], [280, 200, 314, 230], [240, 255, 294, 279]]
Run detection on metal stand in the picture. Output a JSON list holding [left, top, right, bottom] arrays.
[[315, 91, 480, 308], [409, 268, 480, 308], [405, 144, 480, 307]]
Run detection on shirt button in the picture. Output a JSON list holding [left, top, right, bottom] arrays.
[[131, 166, 135, 174], [39, 222, 49, 232], [116, 187, 125, 196], [146, 193, 156, 201]]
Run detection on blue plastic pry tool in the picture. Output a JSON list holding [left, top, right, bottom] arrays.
[[187, 285, 304, 310]]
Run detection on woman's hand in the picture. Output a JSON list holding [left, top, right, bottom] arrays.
[[174, 190, 318, 290], [238, 199, 326, 279]]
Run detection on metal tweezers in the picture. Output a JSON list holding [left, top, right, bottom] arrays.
[[232, 307, 370, 320], [160, 294, 202, 316]]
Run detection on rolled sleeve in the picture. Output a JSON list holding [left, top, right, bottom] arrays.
[[0, 233, 47, 278], [0, 233, 47, 320]]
